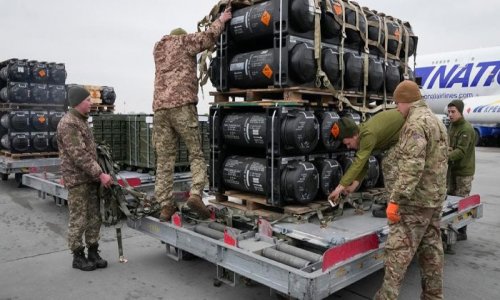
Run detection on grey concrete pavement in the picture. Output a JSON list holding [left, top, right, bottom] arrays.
[[0, 147, 499, 300]]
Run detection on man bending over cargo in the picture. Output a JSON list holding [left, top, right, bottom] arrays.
[[152, 7, 232, 222], [327, 109, 405, 216]]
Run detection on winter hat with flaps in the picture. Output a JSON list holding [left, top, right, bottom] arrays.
[[393, 80, 422, 103], [448, 99, 464, 115], [68, 86, 90, 108], [330, 117, 359, 140]]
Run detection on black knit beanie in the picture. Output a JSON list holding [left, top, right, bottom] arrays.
[[68, 86, 90, 107], [448, 99, 464, 115]]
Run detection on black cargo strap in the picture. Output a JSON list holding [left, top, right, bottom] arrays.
[[96, 144, 162, 262], [96, 144, 132, 226], [96, 144, 159, 222], [401, 25, 410, 79], [313, 0, 329, 89]]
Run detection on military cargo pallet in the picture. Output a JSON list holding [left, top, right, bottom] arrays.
[[1, 150, 59, 159], [210, 190, 329, 220]]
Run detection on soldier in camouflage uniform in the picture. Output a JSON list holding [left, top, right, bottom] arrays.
[[446, 99, 476, 244], [152, 8, 232, 221], [328, 110, 405, 216], [374, 81, 449, 300], [57, 86, 113, 271]]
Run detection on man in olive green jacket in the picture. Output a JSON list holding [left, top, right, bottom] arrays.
[[328, 109, 405, 210], [447, 99, 476, 242]]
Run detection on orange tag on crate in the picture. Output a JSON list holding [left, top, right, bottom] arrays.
[[261, 10, 271, 26], [262, 64, 273, 79], [331, 123, 340, 139], [394, 29, 400, 39]]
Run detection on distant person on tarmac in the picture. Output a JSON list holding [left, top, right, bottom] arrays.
[[374, 80, 448, 300], [327, 109, 405, 216], [152, 7, 232, 222], [57, 86, 112, 271], [446, 99, 476, 244]]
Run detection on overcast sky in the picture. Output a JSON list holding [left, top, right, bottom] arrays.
[[1, 0, 499, 114]]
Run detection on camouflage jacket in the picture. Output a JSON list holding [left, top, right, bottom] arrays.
[[152, 19, 224, 112], [390, 100, 449, 208], [57, 109, 102, 188], [340, 109, 405, 186]]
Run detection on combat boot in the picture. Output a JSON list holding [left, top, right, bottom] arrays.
[[159, 203, 177, 222], [88, 243, 108, 268], [186, 194, 211, 219], [457, 226, 468, 241], [72, 246, 96, 271]]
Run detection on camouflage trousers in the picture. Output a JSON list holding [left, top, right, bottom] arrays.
[[67, 183, 102, 252], [448, 174, 473, 197], [379, 146, 398, 204], [375, 205, 444, 300], [153, 105, 207, 208]]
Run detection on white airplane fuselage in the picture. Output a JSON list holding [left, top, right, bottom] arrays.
[[415, 46, 500, 114]]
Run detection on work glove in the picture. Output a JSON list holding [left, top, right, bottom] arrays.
[[386, 201, 400, 223]]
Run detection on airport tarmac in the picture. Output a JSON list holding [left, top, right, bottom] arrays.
[[1, 147, 499, 300]]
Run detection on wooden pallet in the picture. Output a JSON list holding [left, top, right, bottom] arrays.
[[210, 87, 333, 105], [90, 97, 102, 104], [210, 190, 329, 219], [90, 104, 115, 113], [0, 102, 66, 111], [210, 87, 394, 109], [1, 150, 59, 159]]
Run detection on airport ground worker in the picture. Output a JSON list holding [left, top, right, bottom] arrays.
[[374, 80, 449, 300]]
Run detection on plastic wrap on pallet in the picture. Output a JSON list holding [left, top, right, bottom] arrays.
[[47, 63, 67, 84], [29, 61, 49, 83], [0, 59, 30, 82], [30, 111, 49, 132], [0, 82, 29, 103], [30, 132, 50, 152]]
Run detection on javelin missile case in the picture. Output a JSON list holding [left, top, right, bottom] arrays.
[[210, 0, 417, 97], [209, 103, 322, 206]]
